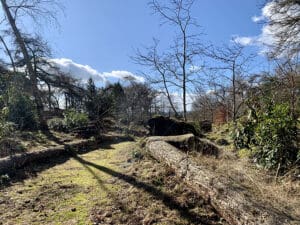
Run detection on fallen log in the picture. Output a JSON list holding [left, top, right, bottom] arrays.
[[146, 134, 220, 158], [145, 136, 297, 225], [0, 139, 98, 175], [146, 134, 197, 152]]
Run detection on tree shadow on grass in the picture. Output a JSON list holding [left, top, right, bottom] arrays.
[[73, 154, 216, 225], [40, 129, 65, 145], [0, 135, 135, 189]]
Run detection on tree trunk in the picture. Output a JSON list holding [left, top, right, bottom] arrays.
[[1, 0, 48, 130], [145, 135, 296, 225], [232, 62, 237, 128], [182, 31, 187, 121], [162, 74, 179, 117], [0, 35, 16, 73]]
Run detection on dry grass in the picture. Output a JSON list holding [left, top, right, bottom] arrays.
[[203, 122, 299, 221], [192, 148, 300, 222]]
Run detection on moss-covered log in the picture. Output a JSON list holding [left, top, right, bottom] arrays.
[[0, 139, 98, 175], [145, 135, 296, 225]]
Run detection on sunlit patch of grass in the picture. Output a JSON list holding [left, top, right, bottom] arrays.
[[237, 148, 252, 158], [206, 123, 235, 152], [0, 141, 134, 225]]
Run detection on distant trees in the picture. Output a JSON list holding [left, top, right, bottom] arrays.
[[123, 82, 156, 124], [191, 88, 216, 122], [85, 78, 99, 120], [273, 59, 300, 119], [134, 0, 204, 121], [83, 78, 155, 126], [205, 42, 254, 126]]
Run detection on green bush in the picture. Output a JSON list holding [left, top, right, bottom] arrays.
[[235, 103, 298, 171], [254, 104, 297, 170], [48, 117, 67, 132], [0, 106, 15, 138], [7, 92, 37, 130], [234, 118, 256, 149], [63, 109, 89, 130], [0, 174, 10, 185], [0, 121, 15, 139]]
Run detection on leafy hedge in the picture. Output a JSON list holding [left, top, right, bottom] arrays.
[[48, 109, 89, 132], [63, 109, 89, 130], [7, 92, 37, 130], [234, 103, 298, 172], [48, 117, 67, 132]]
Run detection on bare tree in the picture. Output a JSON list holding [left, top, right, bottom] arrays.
[[273, 57, 300, 118], [191, 88, 216, 122], [206, 42, 254, 126], [133, 0, 204, 121], [0, 32, 16, 73]]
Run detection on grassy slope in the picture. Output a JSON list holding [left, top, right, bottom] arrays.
[[0, 138, 225, 225]]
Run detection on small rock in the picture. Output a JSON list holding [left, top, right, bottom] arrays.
[[103, 212, 112, 217], [131, 172, 137, 177], [216, 138, 229, 146]]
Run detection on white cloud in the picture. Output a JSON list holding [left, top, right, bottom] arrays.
[[102, 70, 145, 83], [251, 15, 264, 23], [189, 65, 203, 73], [206, 89, 215, 95], [233, 36, 255, 46], [48, 58, 105, 82], [48, 58, 145, 84]]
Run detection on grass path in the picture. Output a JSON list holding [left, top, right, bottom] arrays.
[[0, 139, 225, 225]]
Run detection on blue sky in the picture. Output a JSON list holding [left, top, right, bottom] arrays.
[[35, 0, 268, 83]]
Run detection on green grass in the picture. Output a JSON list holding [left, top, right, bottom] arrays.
[[0, 141, 135, 225]]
